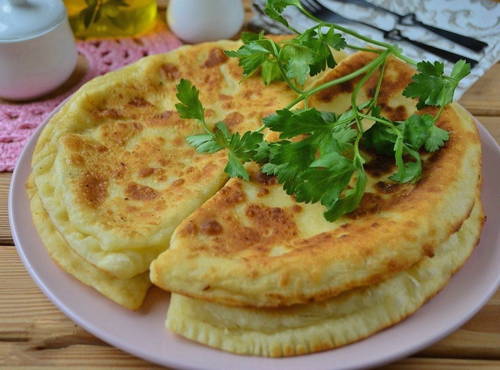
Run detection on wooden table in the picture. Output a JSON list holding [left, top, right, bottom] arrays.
[[0, 61, 499, 369]]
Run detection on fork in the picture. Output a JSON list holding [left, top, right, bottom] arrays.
[[301, 0, 478, 67], [331, 0, 488, 52]]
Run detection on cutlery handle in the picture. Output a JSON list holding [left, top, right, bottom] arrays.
[[404, 37, 478, 67], [383, 29, 478, 67], [415, 20, 488, 53]]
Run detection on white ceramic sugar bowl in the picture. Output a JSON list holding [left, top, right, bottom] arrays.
[[168, 0, 245, 43], [0, 0, 77, 100]]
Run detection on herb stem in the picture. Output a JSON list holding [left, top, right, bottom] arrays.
[[371, 59, 387, 110], [285, 52, 388, 110], [199, 116, 212, 135], [346, 44, 383, 54], [295, 4, 417, 66], [434, 105, 445, 122], [391, 51, 417, 66], [296, 5, 393, 49], [271, 41, 303, 95], [350, 51, 389, 132], [256, 124, 266, 133], [358, 113, 397, 128]]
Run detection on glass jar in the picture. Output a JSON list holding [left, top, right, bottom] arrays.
[[64, 0, 157, 39]]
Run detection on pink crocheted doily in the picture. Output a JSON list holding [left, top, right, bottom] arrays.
[[0, 27, 182, 172]]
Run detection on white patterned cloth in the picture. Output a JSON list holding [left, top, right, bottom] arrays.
[[250, 0, 500, 98]]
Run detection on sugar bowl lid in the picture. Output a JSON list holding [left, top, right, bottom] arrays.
[[0, 0, 67, 42]]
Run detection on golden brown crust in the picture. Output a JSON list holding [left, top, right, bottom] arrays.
[[150, 53, 482, 307], [30, 40, 303, 280], [165, 198, 484, 356]]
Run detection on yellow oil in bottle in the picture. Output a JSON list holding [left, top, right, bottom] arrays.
[[64, 0, 157, 39]]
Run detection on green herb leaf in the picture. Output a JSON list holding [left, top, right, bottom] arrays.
[[425, 125, 449, 152], [389, 142, 422, 183], [403, 113, 449, 152], [278, 27, 346, 84], [363, 122, 398, 156], [294, 151, 355, 206], [212, 122, 265, 179], [264, 0, 301, 28], [173, 1, 463, 223], [324, 157, 366, 221], [282, 45, 315, 85], [225, 40, 274, 77], [403, 60, 471, 109], [261, 59, 283, 85], [404, 114, 434, 150], [186, 134, 223, 154], [226, 152, 249, 180], [175, 79, 205, 121], [262, 139, 317, 194]]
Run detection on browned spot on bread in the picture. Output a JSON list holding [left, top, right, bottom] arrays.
[[204, 48, 228, 68], [224, 112, 244, 128], [292, 205, 302, 213], [128, 97, 151, 107], [245, 205, 297, 237], [173, 136, 184, 146], [179, 221, 198, 237], [348, 193, 384, 219], [316, 53, 377, 102], [279, 273, 290, 287], [257, 188, 270, 197], [365, 155, 395, 177], [422, 244, 435, 258], [219, 182, 246, 205], [125, 183, 159, 201], [81, 173, 108, 207], [112, 162, 126, 179], [375, 181, 401, 194], [139, 167, 154, 178], [160, 63, 180, 80], [376, 58, 414, 106], [379, 103, 407, 121], [148, 111, 189, 129], [70, 154, 85, 167], [387, 258, 404, 272], [201, 220, 223, 235], [155, 110, 173, 120], [172, 178, 185, 186], [251, 171, 277, 186], [95, 108, 124, 119]]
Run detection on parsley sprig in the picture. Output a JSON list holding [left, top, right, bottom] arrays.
[[174, 0, 470, 221]]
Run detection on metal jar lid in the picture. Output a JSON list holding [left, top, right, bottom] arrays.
[[0, 0, 67, 42]]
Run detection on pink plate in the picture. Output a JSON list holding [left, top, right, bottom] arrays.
[[9, 111, 500, 370]]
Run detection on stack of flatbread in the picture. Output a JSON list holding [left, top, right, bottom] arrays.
[[28, 40, 483, 356]]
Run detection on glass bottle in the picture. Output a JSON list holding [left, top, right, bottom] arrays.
[[64, 0, 157, 39]]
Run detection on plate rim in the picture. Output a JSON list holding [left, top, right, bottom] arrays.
[[8, 108, 500, 370]]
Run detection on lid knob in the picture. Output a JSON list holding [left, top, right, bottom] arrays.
[[0, 0, 67, 42]]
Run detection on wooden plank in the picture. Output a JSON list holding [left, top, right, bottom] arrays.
[[0, 246, 499, 368], [0, 246, 164, 368], [381, 358, 500, 370], [460, 63, 500, 116], [0, 172, 10, 245]]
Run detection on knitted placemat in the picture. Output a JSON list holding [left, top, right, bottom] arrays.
[[0, 24, 182, 172]]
